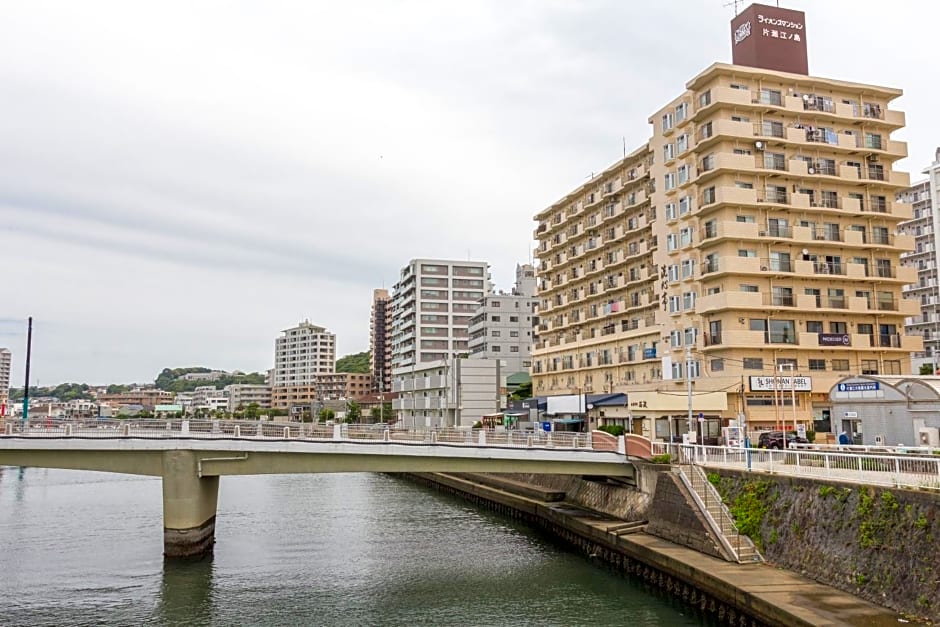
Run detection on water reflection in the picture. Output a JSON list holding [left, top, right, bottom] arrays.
[[156, 555, 215, 625]]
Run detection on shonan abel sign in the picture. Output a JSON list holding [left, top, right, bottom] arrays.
[[749, 375, 812, 392]]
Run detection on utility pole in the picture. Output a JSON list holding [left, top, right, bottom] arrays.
[[22, 317, 33, 427]]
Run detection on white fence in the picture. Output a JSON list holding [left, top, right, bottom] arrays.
[[651, 442, 940, 491], [1, 419, 595, 452]]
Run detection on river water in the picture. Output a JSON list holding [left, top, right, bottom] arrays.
[[0, 468, 706, 626]]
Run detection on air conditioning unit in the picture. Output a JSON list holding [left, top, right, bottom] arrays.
[[807, 167, 817, 175], [918, 427, 940, 447], [866, 154, 879, 162], [755, 141, 765, 151]]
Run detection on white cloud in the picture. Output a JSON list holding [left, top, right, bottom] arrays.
[[0, 0, 935, 384]]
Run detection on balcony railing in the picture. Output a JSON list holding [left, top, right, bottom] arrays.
[[812, 228, 841, 242], [762, 258, 793, 272], [765, 224, 792, 238], [753, 121, 785, 138], [813, 262, 845, 275], [875, 266, 897, 278], [758, 189, 788, 204], [766, 294, 795, 307]]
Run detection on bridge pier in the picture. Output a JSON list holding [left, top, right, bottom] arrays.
[[162, 450, 219, 559]]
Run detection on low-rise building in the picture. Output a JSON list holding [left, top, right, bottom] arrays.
[[97, 388, 175, 411], [271, 372, 373, 409], [829, 375, 940, 447], [391, 357, 502, 428], [225, 384, 272, 412]]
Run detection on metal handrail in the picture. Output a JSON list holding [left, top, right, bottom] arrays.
[[651, 442, 940, 491], [0, 419, 600, 453]]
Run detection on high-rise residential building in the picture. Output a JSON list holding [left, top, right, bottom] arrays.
[[0, 348, 11, 411], [390, 259, 492, 370], [271, 320, 336, 409], [899, 149, 940, 373], [468, 264, 537, 374], [370, 288, 393, 393], [532, 3, 920, 438]]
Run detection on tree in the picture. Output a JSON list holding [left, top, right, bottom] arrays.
[[369, 402, 394, 422], [335, 351, 370, 374], [244, 403, 260, 420], [920, 363, 934, 375], [318, 408, 335, 423], [510, 381, 533, 401], [344, 401, 361, 423]]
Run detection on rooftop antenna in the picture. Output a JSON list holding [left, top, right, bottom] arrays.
[[723, 0, 743, 15]]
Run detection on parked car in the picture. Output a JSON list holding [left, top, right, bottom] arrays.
[[757, 431, 808, 449]]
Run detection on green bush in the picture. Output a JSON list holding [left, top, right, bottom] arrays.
[[650, 453, 672, 464], [597, 424, 625, 437]]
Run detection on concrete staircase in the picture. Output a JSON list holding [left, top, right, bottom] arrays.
[[675, 463, 763, 564]]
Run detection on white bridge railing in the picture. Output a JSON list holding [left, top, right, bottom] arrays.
[[1, 419, 605, 452], [650, 442, 940, 491]]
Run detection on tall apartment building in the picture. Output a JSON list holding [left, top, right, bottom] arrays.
[[0, 348, 11, 412], [271, 320, 336, 409], [899, 150, 940, 373], [370, 288, 393, 393], [390, 259, 492, 370], [468, 264, 537, 374], [532, 3, 919, 437]]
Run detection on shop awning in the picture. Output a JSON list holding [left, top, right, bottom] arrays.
[[552, 417, 584, 424]]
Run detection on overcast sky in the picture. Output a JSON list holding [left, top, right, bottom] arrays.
[[1, 1, 936, 386]]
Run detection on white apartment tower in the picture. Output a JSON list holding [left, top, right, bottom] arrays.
[[468, 264, 537, 374], [390, 259, 492, 370], [272, 320, 336, 387], [899, 149, 940, 372], [0, 348, 11, 410]]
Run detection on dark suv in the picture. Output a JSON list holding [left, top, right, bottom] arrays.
[[757, 431, 808, 449]]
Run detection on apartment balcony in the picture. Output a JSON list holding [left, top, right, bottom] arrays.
[[700, 186, 758, 211], [702, 329, 798, 349], [696, 290, 763, 313], [696, 152, 755, 183], [695, 118, 754, 150]]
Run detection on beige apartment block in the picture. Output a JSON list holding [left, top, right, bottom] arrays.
[[533, 62, 920, 437]]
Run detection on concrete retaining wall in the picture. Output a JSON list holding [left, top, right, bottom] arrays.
[[712, 469, 940, 622], [645, 472, 727, 560]]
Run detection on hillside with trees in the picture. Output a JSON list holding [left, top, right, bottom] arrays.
[[9, 383, 94, 402], [153, 367, 266, 393], [335, 351, 370, 374]]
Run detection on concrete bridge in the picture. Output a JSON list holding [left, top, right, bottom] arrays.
[[0, 419, 642, 557]]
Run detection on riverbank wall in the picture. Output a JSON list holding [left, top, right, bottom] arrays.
[[403, 472, 903, 627]]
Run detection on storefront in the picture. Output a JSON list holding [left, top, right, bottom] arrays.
[[599, 390, 728, 444]]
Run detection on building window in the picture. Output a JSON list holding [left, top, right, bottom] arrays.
[[808, 359, 826, 371], [510, 346, 519, 353], [710, 358, 724, 372], [743, 358, 764, 370], [860, 360, 879, 375], [831, 359, 850, 371]]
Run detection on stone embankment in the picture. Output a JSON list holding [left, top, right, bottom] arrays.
[[404, 471, 904, 626]]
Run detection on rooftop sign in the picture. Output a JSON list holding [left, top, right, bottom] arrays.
[[731, 3, 808, 75]]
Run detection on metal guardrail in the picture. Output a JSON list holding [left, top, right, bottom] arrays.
[[0, 419, 598, 452], [673, 461, 760, 563], [651, 442, 940, 491]]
